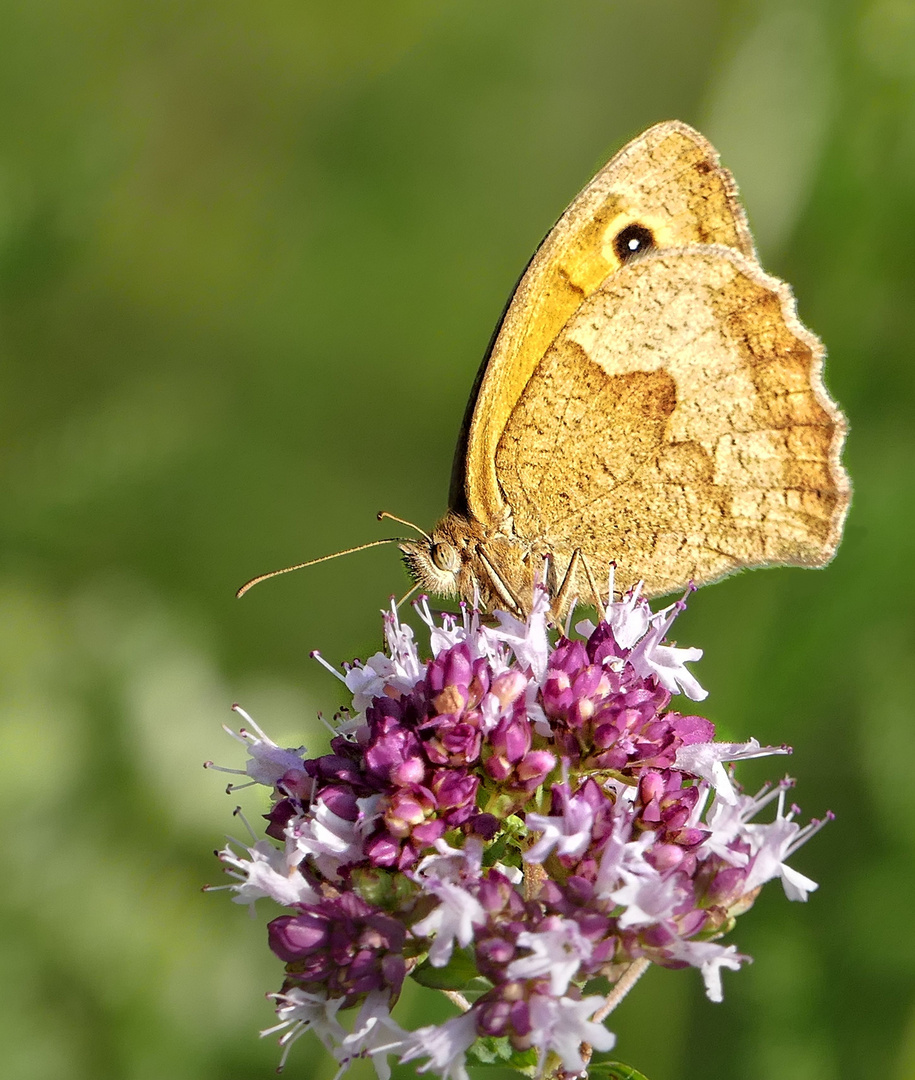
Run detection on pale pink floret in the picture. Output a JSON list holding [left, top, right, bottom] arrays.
[[609, 863, 688, 929], [628, 600, 708, 701], [506, 918, 594, 996], [742, 787, 826, 901], [666, 939, 747, 1002], [394, 1010, 479, 1080], [288, 797, 366, 879], [217, 838, 318, 911], [528, 994, 617, 1073], [411, 880, 487, 967], [484, 586, 551, 682], [261, 988, 346, 1070], [214, 705, 308, 788], [524, 789, 596, 863], [334, 992, 408, 1080], [676, 737, 791, 803]]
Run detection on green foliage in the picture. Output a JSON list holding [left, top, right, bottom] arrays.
[[466, 1036, 539, 1072], [411, 948, 483, 991], [586, 1061, 651, 1080]]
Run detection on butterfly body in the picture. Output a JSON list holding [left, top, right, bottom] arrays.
[[401, 509, 560, 616], [401, 121, 849, 618]]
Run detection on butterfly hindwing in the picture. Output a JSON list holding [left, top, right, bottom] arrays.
[[494, 246, 846, 598]]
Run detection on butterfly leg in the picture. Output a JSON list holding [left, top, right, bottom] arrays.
[[580, 553, 604, 611], [551, 549, 604, 621], [475, 545, 525, 615]]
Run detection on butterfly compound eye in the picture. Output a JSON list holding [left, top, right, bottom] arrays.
[[613, 222, 655, 264], [431, 542, 459, 573]]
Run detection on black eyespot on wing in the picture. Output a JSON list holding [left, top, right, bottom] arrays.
[[613, 222, 655, 264]]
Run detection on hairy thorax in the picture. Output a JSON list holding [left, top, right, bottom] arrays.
[[399, 511, 557, 617]]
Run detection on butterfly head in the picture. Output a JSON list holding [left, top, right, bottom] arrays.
[[398, 512, 539, 615], [398, 532, 464, 602], [398, 511, 513, 608]]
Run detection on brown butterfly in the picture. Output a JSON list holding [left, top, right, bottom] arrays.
[[240, 122, 849, 618], [396, 120, 849, 617]]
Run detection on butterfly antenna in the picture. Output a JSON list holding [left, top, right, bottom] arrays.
[[377, 511, 432, 543], [236, 539, 399, 598]]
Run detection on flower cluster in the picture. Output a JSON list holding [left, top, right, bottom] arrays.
[[210, 582, 829, 1079]]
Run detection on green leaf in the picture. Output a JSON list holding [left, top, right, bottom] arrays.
[[586, 1061, 651, 1080], [481, 831, 511, 866], [467, 1036, 511, 1065], [482, 791, 524, 819], [466, 1036, 539, 1071], [411, 947, 480, 990]]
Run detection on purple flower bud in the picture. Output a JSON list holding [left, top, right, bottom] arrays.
[[484, 754, 513, 783], [491, 715, 531, 763], [584, 621, 625, 663], [670, 713, 715, 744], [705, 865, 749, 907], [477, 936, 516, 968], [304, 750, 369, 793], [391, 755, 427, 786], [412, 820, 446, 846], [640, 922, 677, 949], [268, 913, 328, 960], [318, 785, 359, 821], [550, 638, 589, 675], [639, 770, 666, 806], [364, 720, 426, 788], [515, 750, 556, 789], [427, 643, 473, 694], [431, 687, 469, 718], [264, 797, 299, 841], [476, 996, 513, 1036], [478, 871, 526, 917], [676, 908, 708, 938], [422, 717, 482, 768], [509, 996, 532, 1040], [647, 844, 686, 872], [431, 769, 479, 824], [385, 786, 435, 837], [469, 813, 500, 839], [572, 664, 608, 701], [444, 643, 473, 687], [381, 952, 407, 992], [277, 768, 311, 800], [362, 831, 401, 867], [542, 670, 574, 717]]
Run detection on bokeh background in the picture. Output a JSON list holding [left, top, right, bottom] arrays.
[[2, 1, 913, 1078]]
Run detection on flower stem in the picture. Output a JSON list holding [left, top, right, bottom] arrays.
[[441, 989, 471, 1012], [578, 958, 651, 1071], [594, 958, 650, 1023]]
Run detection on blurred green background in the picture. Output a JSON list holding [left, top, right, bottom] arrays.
[[2, 1, 913, 1078]]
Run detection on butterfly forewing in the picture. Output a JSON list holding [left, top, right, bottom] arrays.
[[460, 121, 755, 527]]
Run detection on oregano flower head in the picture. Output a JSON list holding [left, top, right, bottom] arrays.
[[209, 580, 829, 1079]]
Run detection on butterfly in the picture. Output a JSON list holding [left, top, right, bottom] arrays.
[[238, 122, 849, 618], [396, 121, 849, 618]]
